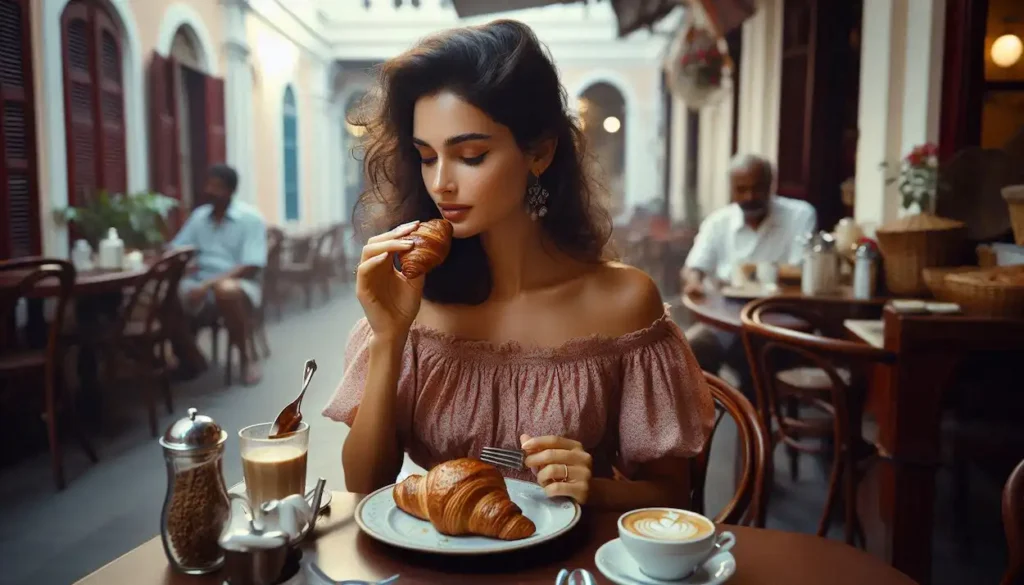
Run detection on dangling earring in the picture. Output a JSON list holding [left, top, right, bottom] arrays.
[[526, 172, 550, 221]]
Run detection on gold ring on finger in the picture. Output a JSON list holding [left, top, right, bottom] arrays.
[[561, 463, 569, 482]]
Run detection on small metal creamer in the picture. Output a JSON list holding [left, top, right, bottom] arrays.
[[219, 478, 327, 585]]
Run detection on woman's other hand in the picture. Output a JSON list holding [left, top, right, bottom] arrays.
[[521, 434, 593, 505], [356, 221, 424, 343]]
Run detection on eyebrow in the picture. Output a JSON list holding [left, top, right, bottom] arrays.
[[412, 133, 491, 148]]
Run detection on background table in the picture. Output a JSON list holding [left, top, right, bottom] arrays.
[[76, 491, 918, 585]]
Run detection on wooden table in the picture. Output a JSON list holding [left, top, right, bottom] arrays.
[[855, 307, 1024, 584], [77, 491, 918, 585], [0, 266, 147, 297], [682, 286, 887, 333]]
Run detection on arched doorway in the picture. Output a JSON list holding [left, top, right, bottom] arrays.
[[342, 90, 367, 223], [170, 25, 205, 210], [578, 82, 627, 217]]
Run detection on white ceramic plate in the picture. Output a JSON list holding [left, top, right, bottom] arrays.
[[595, 538, 736, 585], [355, 478, 581, 555]]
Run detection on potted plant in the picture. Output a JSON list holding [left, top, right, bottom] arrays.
[[883, 142, 942, 214], [664, 16, 732, 108], [53, 190, 179, 252]]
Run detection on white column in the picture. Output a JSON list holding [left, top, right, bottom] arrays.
[[854, 0, 908, 230], [900, 0, 946, 157], [222, 0, 255, 204], [668, 95, 689, 223], [736, 0, 783, 161], [310, 58, 332, 226]]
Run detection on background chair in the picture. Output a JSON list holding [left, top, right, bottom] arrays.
[[690, 372, 770, 526], [0, 258, 97, 489], [741, 297, 895, 544]]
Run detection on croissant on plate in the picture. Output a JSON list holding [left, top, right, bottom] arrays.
[[393, 458, 536, 540], [396, 219, 453, 279]]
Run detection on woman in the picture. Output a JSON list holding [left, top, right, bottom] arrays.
[[323, 19, 714, 511]]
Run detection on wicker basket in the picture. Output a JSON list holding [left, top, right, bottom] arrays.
[[1004, 185, 1024, 247], [943, 266, 1024, 318], [875, 213, 967, 296], [922, 266, 980, 301]]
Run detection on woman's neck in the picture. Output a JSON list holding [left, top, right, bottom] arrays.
[[479, 211, 571, 300]]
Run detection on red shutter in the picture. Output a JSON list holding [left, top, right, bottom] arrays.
[[93, 6, 125, 195], [61, 0, 126, 209], [205, 76, 226, 166], [149, 52, 180, 205], [0, 0, 41, 259], [61, 1, 95, 208]]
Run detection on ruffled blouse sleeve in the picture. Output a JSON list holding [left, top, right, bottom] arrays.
[[321, 319, 417, 443], [616, 318, 715, 477]]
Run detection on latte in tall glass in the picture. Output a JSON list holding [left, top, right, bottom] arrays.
[[239, 422, 309, 511]]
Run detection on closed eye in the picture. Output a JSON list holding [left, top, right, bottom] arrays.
[[462, 153, 487, 166], [419, 155, 437, 166]]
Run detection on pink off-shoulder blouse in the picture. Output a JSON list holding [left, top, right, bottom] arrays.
[[322, 306, 715, 481]]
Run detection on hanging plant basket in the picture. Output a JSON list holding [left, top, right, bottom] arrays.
[[664, 12, 733, 109]]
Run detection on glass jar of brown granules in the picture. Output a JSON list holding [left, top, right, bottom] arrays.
[[159, 407, 230, 574]]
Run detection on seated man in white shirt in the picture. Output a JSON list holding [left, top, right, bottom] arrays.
[[681, 154, 816, 380], [170, 164, 267, 385]]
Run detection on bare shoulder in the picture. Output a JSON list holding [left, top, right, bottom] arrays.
[[580, 262, 666, 336]]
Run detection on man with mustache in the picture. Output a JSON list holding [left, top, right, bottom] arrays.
[[170, 164, 267, 385], [681, 154, 816, 382]]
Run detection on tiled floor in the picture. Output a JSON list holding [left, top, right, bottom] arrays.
[[0, 289, 1008, 584]]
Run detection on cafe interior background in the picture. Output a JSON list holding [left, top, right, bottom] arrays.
[[1, 0, 1023, 583]]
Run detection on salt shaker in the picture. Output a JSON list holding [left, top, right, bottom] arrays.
[[853, 241, 879, 300], [159, 407, 231, 575], [801, 231, 840, 296]]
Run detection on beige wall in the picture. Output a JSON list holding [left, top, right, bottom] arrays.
[[131, 0, 225, 72]]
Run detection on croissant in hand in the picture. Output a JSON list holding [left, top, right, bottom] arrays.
[[393, 458, 536, 540], [396, 219, 453, 279]]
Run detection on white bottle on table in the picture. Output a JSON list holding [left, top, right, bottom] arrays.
[[71, 239, 94, 271], [98, 227, 125, 270]]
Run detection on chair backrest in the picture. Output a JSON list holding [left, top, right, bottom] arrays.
[[114, 252, 187, 338], [0, 258, 76, 362], [739, 297, 896, 438], [690, 371, 769, 526], [1004, 459, 1024, 585]]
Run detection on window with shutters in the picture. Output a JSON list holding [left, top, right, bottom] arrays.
[[283, 85, 300, 222], [61, 0, 126, 208], [0, 0, 41, 259]]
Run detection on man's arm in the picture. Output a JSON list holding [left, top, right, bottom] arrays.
[[196, 215, 267, 289], [682, 219, 718, 296], [786, 206, 818, 265], [168, 212, 198, 250]]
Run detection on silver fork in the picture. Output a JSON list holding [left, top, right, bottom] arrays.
[[480, 446, 526, 471]]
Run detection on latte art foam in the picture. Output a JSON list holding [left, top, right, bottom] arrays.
[[623, 510, 714, 541]]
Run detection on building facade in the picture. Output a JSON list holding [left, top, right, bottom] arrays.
[[1, 0, 678, 259]]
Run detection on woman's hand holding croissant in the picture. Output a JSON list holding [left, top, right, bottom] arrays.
[[356, 221, 425, 343], [521, 434, 593, 505]]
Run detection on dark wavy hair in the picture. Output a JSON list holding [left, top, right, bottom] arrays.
[[350, 19, 613, 305]]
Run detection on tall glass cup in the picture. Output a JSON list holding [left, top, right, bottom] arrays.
[[239, 422, 309, 512]]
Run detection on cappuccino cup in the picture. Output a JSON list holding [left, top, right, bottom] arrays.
[[617, 507, 736, 581]]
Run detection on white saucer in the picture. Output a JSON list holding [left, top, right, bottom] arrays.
[[595, 538, 736, 585]]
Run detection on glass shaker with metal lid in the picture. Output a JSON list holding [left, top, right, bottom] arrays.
[[159, 407, 231, 574], [801, 231, 840, 296]]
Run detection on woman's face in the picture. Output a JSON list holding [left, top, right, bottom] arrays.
[[412, 91, 534, 238]]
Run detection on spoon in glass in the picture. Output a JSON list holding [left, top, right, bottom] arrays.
[[269, 359, 317, 438]]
